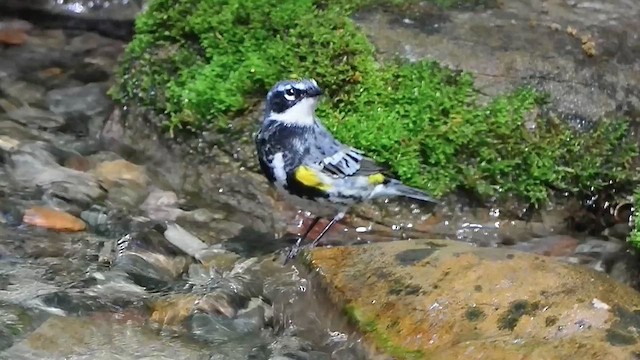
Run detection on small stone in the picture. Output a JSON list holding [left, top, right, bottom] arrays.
[[0, 135, 20, 151], [23, 207, 86, 232], [92, 159, 149, 189], [592, 298, 611, 310], [37, 67, 64, 79]]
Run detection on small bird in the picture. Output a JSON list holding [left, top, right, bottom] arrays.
[[255, 78, 438, 263]]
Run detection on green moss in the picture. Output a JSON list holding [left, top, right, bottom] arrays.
[[344, 304, 426, 359], [497, 300, 540, 331], [321, 60, 637, 205], [629, 190, 640, 250], [112, 0, 377, 132], [465, 306, 486, 322], [112, 0, 638, 206]]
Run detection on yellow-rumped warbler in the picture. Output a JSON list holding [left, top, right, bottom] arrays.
[[255, 79, 438, 263]]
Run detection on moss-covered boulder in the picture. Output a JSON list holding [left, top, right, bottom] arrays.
[[111, 0, 638, 207], [308, 239, 640, 359]]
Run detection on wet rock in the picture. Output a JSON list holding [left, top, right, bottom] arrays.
[[0, 305, 34, 351], [22, 206, 86, 232], [574, 238, 625, 256], [91, 159, 149, 189], [161, 222, 209, 259], [6, 106, 66, 129], [65, 32, 119, 53], [150, 294, 200, 327], [63, 154, 91, 171], [2, 315, 208, 359], [0, 0, 146, 22], [4, 141, 106, 207], [79, 205, 129, 236], [0, 79, 46, 106], [510, 235, 579, 256], [309, 239, 640, 359], [183, 295, 270, 344], [45, 82, 112, 136], [139, 188, 186, 221], [112, 229, 193, 288], [150, 281, 269, 331], [355, 0, 640, 123], [105, 181, 149, 209], [0, 19, 32, 46]]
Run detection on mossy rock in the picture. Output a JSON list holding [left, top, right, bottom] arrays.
[[111, 0, 638, 207], [308, 240, 640, 359]]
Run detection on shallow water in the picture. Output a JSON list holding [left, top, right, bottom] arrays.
[[0, 4, 638, 359]]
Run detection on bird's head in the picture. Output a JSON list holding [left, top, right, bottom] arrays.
[[264, 78, 323, 126]]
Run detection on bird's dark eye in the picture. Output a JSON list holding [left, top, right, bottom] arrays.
[[284, 88, 296, 101]]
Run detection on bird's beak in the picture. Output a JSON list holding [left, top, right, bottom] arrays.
[[306, 80, 323, 98]]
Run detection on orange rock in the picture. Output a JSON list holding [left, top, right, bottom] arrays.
[[91, 159, 149, 189], [23, 207, 86, 232], [0, 29, 28, 45]]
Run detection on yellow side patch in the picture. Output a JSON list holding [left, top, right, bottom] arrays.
[[368, 173, 386, 185], [294, 166, 331, 191]]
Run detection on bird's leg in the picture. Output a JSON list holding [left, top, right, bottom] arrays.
[[309, 211, 346, 249], [284, 216, 321, 264]]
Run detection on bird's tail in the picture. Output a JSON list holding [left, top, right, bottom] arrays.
[[382, 180, 439, 204]]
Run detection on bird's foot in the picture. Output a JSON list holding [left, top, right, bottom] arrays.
[[282, 236, 304, 265]]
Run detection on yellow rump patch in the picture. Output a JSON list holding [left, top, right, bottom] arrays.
[[294, 166, 331, 191], [367, 173, 386, 185]]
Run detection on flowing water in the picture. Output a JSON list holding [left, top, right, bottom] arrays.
[[0, 3, 639, 359]]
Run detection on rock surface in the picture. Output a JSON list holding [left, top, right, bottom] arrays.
[[309, 239, 640, 359], [355, 0, 640, 123]]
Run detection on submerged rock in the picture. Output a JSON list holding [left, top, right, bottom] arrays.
[[91, 159, 149, 189], [309, 239, 640, 359], [4, 141, 106, 207], [2, 315, 208, 359]]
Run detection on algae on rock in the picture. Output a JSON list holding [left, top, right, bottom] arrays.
[[111, 0, 638, 207]]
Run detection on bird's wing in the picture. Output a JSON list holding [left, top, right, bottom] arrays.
[[316, 146, 390, 179]]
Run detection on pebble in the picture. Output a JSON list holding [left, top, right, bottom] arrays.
[[22, 206, 86, 232], [63, 154, 92, 171]]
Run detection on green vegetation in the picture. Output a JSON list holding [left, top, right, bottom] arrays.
[[344, 304, 426, 359], [111, 0, 639, 206]]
